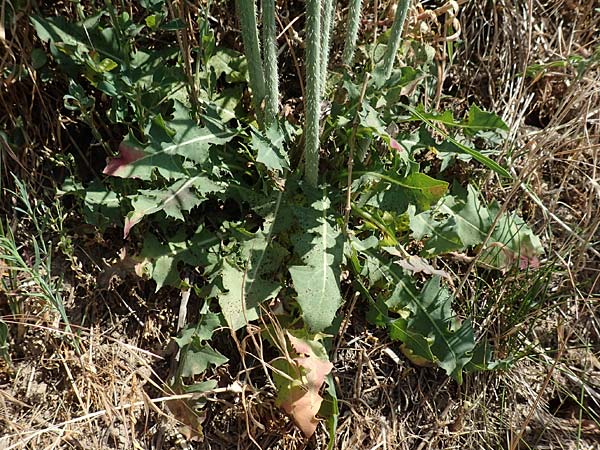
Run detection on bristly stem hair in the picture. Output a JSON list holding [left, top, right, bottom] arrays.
[[320, 0, 336, 84], [381, 0, 411, 79], [262, 0, 279, 126], [304, 0, 322, 186], [342, 0, 363, 66], [237, 0, 266, 126]]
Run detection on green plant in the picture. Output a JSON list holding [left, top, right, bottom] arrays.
[[0, 178, 79, 352], [31, 0, 546, 443], [0, 320, 10, 366]]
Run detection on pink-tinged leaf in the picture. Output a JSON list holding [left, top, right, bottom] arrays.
[[274, 332, 333, 437], [123, 213, 143, 238], [279, 380, 323, 437], [519, 254, 540, 270], [518, 235, 542, 270], [390, 138, 403, 152], [103, 144, 145, 177], [287, 333, 312, 356], [288, 335, 333, 390]]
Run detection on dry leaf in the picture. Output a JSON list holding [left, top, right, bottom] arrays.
[[275, 332, 333, 437], [395, 254, 451, 279]]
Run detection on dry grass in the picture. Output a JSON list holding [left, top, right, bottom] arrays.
[[1, 0, 599, 449], [449, 1, 600, 449]]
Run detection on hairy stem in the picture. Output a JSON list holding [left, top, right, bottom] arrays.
[[381, 0, 410, 79], [237, 0, 266, 126], [262, 0, 279, 126], [342, 0, 363, 66], [320, 0, 336, 83], [304, 0, 322, 186]]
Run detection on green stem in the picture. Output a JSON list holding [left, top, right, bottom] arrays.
[[342, 0, 363, 66], [304, 0, 322, 186], [262, 0, 279, 126], [237, 0, 266, 126], [320, 0, 336, 83], [104, 0, 130, 65], [351, 204, 399, 245], [381, 0, 410, 79]]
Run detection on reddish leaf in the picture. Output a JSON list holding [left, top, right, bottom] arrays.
[[123, 213, 142, 238], [390, 138, 403, 152], [103, 144, 145, 178], [288, 334, 333, 391], [278, 379, 323, 437], [519, 254, 540, 270], [275, 332, 333, 437]]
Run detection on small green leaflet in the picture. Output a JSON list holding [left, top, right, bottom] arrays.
[[174, 312, 227, 378], [218, 215, 286, 331], [386, 276, 475, 383], [289, 194, 343, 332], [207, 47, 248, 83], [465, 105, 509, 137], [0, 320, 10, 364], [252, 124, 290, 172], [157, 111, 236, 164], [405, 104, 508, 136], [209, 87, 243, 122], [175, 312, 221, 346], [465, 340, 513, 372], [124, 176, 224, 237], [321, 373, 339, 450], [388, 318, 436, 363], [30, 15, 127, 65], [178, 345, 228, 377], [139, 229, 219, 290], [82, 180, 122, 229]]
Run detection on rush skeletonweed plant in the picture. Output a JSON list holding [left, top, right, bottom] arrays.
[[31, 0, 544, 442]]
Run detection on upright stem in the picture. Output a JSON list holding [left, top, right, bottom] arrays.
[[342, 0, 363, 66], [320, 0, 336, 84], [381, 0, 410, 79], [237, 0, 266, 126], [304, 0, 322, 186], [344, 73, 370, 232], [104, 0, 129, 63], [262, 0, 279, 126]]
